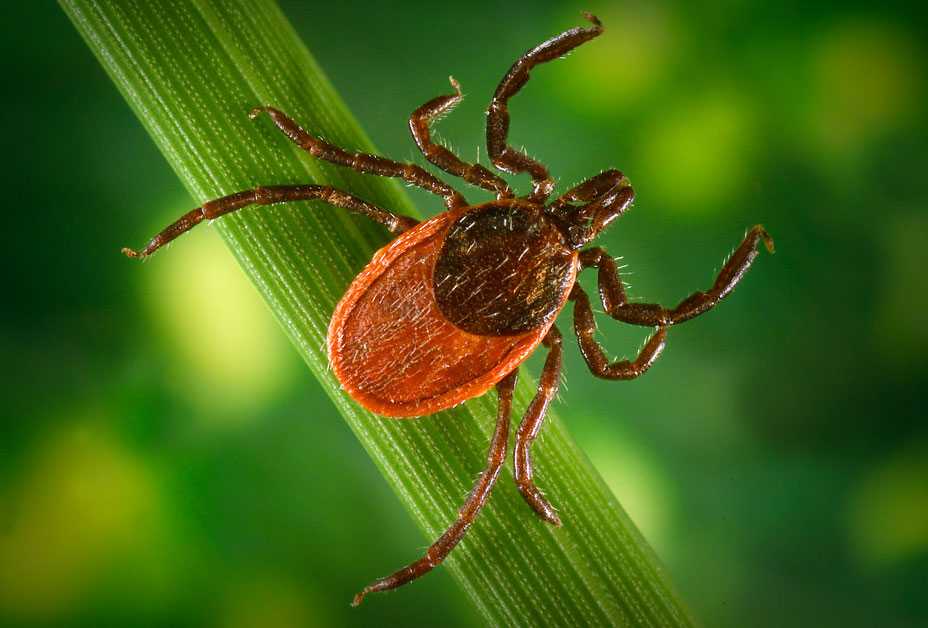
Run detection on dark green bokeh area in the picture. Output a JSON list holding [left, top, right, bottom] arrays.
[[3, 1, 926, 626]]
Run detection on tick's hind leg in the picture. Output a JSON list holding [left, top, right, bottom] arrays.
[[579, 226, 775, 327], [571, 283, 668, 380], [250, 107, 466, 211], [122, 185, 418, 259], [410, 77, 512, 198], [487, 13, 603, 202], [352, 371, 518, 606], [514, 327, 563, 526], [547, 169, 635, 246]]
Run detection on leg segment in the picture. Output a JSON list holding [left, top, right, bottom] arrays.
[[352, 370, 518, 606], [571, 284, 668, 380], [250, 107, 466, 211], [122, 185, 418, 258], [410, 77, 512, 198], [514, 326, 563, 526], [579, 226, 775, 327], [486, 13, 604, 202]]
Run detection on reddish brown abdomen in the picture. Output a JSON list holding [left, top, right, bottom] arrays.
[[328, 208, 575, 418]]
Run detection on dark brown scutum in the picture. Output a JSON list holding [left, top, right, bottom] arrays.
[[434, 203, 575, 336]]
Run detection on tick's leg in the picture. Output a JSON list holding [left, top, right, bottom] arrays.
[[122, 185, 418, 259], [250, 107, 466, 211], [410, 77, 512, 199], [487, 13, 604, 203], [514, 326, 563, 526], [571, 284, 668, 380], [352, 371, 518, 606], [579, 225, 775, 327]]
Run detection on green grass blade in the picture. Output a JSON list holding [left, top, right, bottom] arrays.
[[61, 1, 695, 624]]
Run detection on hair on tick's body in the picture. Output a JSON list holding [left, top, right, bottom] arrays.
[[125, 13, 774, 606]]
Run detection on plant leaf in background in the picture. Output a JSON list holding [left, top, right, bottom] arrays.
[[61, 1, 693, 625]]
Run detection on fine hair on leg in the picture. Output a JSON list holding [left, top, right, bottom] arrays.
[[571, 283, 668, 380], [409, 77, 512, 198], [122, 185, 418, 259], [251, 106, 466, 211], [513, 326, 564, 526], [578, 225, 775, 327], [486, 13, 604, 202], [352, 370, 519, 606]]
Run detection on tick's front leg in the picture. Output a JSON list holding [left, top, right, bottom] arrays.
[[579, 225, 775, 327], [486, 13, 604, 202]]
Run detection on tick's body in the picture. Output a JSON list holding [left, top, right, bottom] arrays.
[[329, 199, 577, 417], [125, 14, 773, 606]]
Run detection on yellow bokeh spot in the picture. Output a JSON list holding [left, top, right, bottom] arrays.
[[550, 3, 678, 109], [220, 576, 326, 628], [144, 222, 297, 420], [639, 92, 756, 212], [849, 445, 928, 567], [811, 20, 922, 153], [0, 420, 166, 620]]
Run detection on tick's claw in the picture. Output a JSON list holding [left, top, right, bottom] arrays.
[[248, 106, 269, 120], [448, 75, 462, 96], [519, 484, 562, 526], [351, 588, 370, 607], [763, 233, 776, 254], [121, 246, 141, 259], [754, 225, 776, 254], [582, 12, 602, 28]]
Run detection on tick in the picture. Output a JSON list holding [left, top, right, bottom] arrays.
[[124, 14, 774, 606]]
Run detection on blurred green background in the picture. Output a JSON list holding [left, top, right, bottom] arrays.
[[3, 1, 926, 626]]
